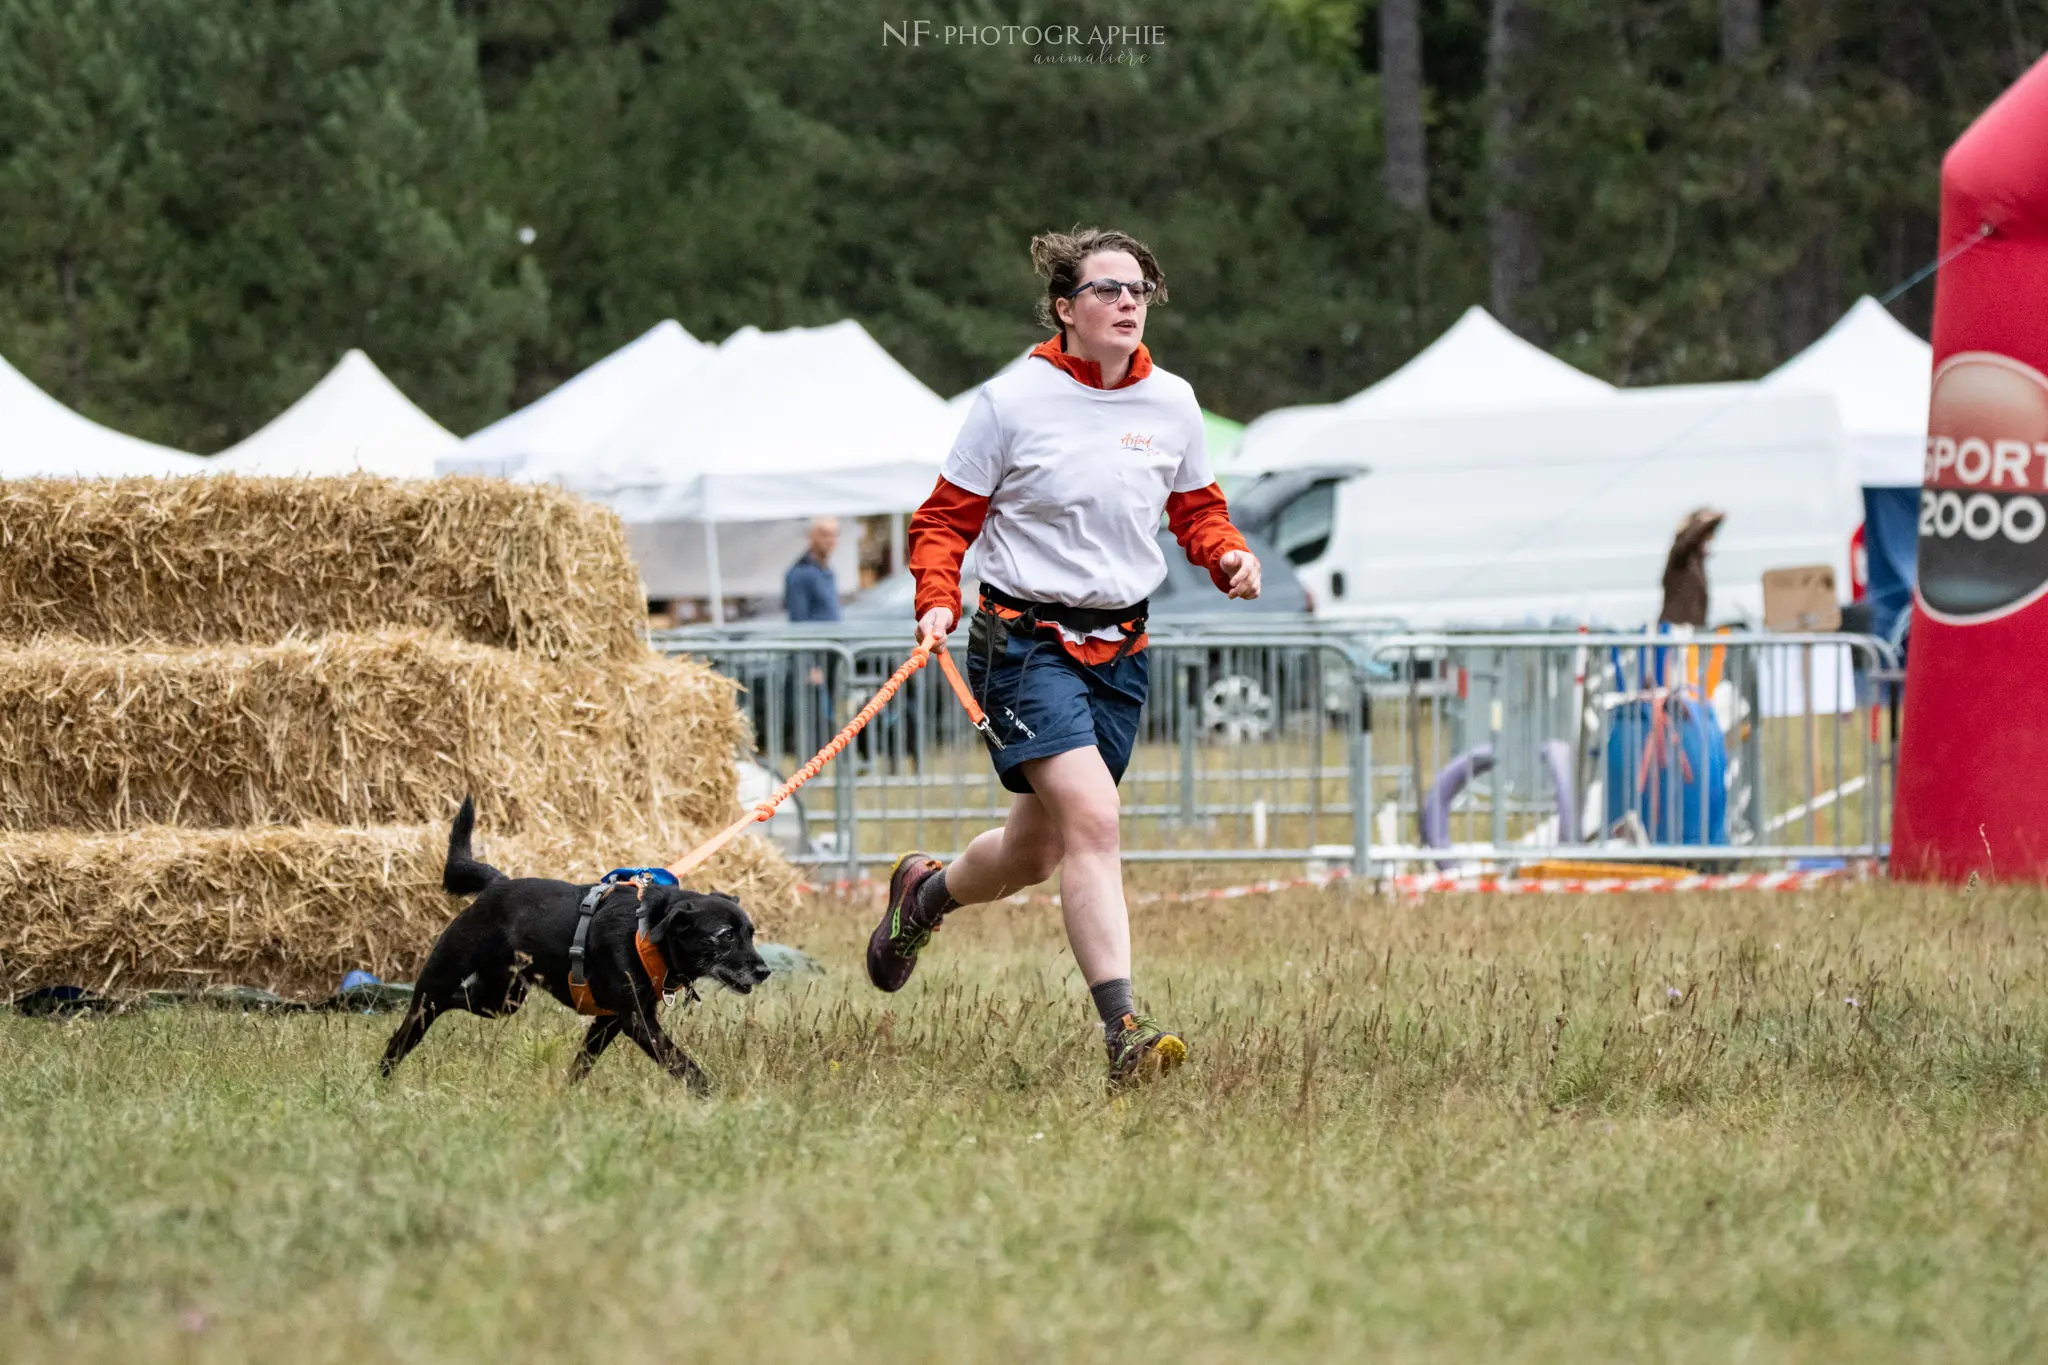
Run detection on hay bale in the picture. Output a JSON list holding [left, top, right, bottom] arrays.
[[0, 476, 646, 659], [0, 630, 745, 836], [0, 821, 799, 998], [0, 476, 803, 999]]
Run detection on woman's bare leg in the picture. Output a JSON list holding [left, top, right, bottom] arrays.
[[869, 783, 1064, 992], [1010, 747, 1180, 1080], [871, 742, 1176, 1075], [1013, 747, 1128, 985], [922, 749, 1127, 982], [941, 791, 1063, 906]]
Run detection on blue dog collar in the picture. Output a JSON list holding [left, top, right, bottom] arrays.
[[601, 866, 679, 888]]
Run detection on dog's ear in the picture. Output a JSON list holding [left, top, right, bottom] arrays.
[[643, 888, 686, 945], [708, 891, 753, 932], [644, 889, 717, 946]]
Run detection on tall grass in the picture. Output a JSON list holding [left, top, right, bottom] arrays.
[[2, 882, 2043, 1363]]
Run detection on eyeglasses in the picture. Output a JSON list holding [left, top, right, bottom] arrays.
[[1065, 277, 1158, 305]]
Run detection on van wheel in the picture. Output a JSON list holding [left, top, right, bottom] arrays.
[[1201, 674, 1276, 743]]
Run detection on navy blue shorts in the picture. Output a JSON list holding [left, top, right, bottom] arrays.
[[965, 609, 1148, 795]]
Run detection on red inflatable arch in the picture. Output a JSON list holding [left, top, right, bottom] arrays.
[[1893, 53, 2048, 880]]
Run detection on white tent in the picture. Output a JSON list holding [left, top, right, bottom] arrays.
[[1762, 295, 1931, 487], [1243, 385, 1856, 628], [442, 320, 711, 479], [210, 350, 456, 478], [1229, 306, 1614, 472], [1346, 305, 1616, 415], [947, 347, 1034, 415], [539, 320, 954, 519], [0, 352, 203, 477], [619, 519, 863, 608], [448, 319, 853, 605], [522, 320, 955, 618], [448, 320, 854, 608]]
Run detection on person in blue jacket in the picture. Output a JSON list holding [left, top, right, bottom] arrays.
[[784, 517, 842, 748], [784, 517, 844, 624]]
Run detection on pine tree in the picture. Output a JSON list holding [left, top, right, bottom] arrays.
[[0, 0, 545, 449], [6, 0, 2048, 445]]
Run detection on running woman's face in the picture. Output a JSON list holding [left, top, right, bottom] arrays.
[[1056, 250, 1147, 361]]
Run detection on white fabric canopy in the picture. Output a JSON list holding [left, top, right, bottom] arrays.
[[525, 319, 954, 522], [210, 350, 456, 478], [1756, 643, 1859, 718], [1248, 385, 1855, 628], [1762, 296, 1932, 486], [625, 520, 861, 601], [1229, 306, 1614, 472], [948, 347, 1033, 414], [0, 352, 202, 477], [443, 320, 711, 478], [1347, 305, 1616, 415]]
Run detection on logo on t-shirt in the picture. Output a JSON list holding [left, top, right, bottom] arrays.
[[1119, 432, 1155, 452]]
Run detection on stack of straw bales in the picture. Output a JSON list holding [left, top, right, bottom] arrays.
[[0, 476, 798, 997]]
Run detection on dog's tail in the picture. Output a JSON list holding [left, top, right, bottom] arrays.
[[443, 796, 506, 896]]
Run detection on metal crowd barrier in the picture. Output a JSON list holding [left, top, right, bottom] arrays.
[[653, 623, 1898, 882], [1359, 631, 1897, 875]]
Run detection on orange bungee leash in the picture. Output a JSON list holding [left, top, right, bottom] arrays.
[[665, 638, 991, 882]]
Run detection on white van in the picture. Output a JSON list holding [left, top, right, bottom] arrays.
[[1227, 386, 1857, 628]]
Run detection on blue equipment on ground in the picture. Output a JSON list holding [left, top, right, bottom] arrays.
[[1604, 691, 1727, 845]]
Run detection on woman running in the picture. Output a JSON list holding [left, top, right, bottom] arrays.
[[865, 227, 1260, 1086]]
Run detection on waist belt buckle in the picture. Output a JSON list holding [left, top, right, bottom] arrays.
[[1106, 611, 1147, 667]]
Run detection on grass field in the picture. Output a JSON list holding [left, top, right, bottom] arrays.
[[3, 880, 2044, 1363]]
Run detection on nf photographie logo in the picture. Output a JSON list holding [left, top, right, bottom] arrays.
[[882, 20, 1167, 64]]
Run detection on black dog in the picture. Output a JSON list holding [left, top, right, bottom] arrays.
[[379, 798, 771, 1091]]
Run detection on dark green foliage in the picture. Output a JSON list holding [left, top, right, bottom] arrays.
[[0, 0, 544, 448], [1, 0, 2043, 448]]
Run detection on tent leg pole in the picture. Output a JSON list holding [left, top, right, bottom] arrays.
[[889, 512, 906, 577], [705, 520, 725, 627]]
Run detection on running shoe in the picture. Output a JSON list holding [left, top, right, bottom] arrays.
[[1105, 1012, 1188, 1088], [865, 852, 944, 992]]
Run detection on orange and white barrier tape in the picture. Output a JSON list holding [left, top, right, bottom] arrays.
[[798, 864, 1856, 903], [1389, 868, 1850, 895]]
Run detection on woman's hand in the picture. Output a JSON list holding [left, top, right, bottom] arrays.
[[917, 606, 956, 644], [1219, 549, 1262, 600]]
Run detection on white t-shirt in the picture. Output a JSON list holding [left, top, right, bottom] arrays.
[[943, 354, 1214, 617]]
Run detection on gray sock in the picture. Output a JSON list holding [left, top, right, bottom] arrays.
[[910, 865, 957, 930], [1090, 977, 1136, 1030]]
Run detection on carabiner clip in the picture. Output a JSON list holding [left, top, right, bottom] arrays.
[[931, 644, 1005, 749]]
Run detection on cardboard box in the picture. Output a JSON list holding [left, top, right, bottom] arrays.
[[1761, 565, 1841, 632]]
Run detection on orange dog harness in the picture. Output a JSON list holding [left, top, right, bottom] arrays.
[[566, 878, 675, 1017]]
